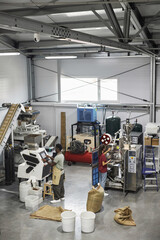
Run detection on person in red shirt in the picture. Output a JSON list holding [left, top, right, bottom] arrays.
[[98, 144, 111, 196]]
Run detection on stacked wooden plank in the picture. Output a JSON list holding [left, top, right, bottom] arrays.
[[61, 112, 66, 151]]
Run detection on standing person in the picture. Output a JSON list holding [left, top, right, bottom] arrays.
[[98, 144, 111, 196], [43, 143, 65, 203]]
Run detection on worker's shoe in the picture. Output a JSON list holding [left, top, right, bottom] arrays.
[[104, 192, 109, 197], [50, 199, 61, 203], [60, 197, 65, 201]]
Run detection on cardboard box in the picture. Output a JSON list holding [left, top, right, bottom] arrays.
[[66, 136, 72, 151], [24, 134, 41, 145], [152, 138, 159, 146], [144, 136, 152, 146], [25, 106, 32, 112]]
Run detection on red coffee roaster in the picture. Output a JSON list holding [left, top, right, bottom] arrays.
[[65, 151, 92, 165]]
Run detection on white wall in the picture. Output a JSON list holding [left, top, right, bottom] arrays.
[[0, 54, 28, 164], [32, 56, 151, 141], [32, 103, 77, 140], [34, 60, 58, 101], [0, 55, 28, 125], [61, 57, 150, 104]]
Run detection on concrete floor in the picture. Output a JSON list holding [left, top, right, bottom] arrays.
[[0, 162, 160, 240]]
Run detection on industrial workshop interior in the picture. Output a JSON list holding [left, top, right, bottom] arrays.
[[1, 0, 160, 239]]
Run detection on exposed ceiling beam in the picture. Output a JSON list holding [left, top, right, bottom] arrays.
[[145, 16, 160, 24], [27, 50, 147, 59], [53, 19, 124, 29], [91, 9, 115, 35], [0, 29, 19, 35], [103, 3, 124, 42], [25, 47, 103, 55], [2, 5, 104, 17], [131, 10, 160, 41], [120, 2, 157, 50], [0, 35, 17, 49], [0, 1, 160, 8], [138, 46, 160, 51], [0, 12, 144, 54], [19, 35, 143, 50], [123, 7, 131, 43], [151, 33, 160, 41], [19, 40, 78, 50]]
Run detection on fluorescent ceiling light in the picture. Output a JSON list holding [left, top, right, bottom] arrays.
[[68, 38, 100, 46], [45, 56, 77, 59], [0, 52, 20, 56], [66, 8, 123, 17], [73, 27, 106, 31], [96, 8, 123, 14], [113, 8, 123, 13], [66, 11, 93, 17]]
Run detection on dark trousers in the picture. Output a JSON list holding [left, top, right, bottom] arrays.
[[53, 173, 65, 200]]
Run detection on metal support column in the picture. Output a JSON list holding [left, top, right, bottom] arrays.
[[27, 58, 32, 101], [98, 78, 100, 101], [31, 59, 36, 100], [123, 8, 131, 43], [57, 60, 61, 103], [150, 56, 156, 122]]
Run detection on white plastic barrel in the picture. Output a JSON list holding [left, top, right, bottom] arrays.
[[19, 181, 31, 202], [61, 211, 76, 232], [81, 211, 96, 233]]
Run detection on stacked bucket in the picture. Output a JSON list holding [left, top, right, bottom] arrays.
[[19, 181, 43, 211], [61, 211, 96, 233]]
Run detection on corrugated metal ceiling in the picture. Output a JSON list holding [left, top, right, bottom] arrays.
[[0, 0, 159, 57]]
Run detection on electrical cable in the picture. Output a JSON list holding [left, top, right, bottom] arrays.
[[33, 62, 150, 102]]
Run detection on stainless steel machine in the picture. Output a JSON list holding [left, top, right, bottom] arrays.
[[125, 145, 142, 191], [13, 108, 47, 167], [106, 119, 142, 192], [14, 109, 46, 146]]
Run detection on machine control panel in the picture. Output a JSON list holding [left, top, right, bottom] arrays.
[[39, 151, 50, 162], [128, 151, 136, 173]]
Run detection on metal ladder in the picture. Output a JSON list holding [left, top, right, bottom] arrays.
[[0, 104, 21, 155], [142, 146, 158, 191]]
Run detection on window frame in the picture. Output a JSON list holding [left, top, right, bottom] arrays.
[[98, 78, 118, 103], [60, 76, 118, 103]]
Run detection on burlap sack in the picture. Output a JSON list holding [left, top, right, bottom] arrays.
[[52, 166, 61, 185], [86, 185, 104, 213], [114, 206, 136, 226], [30, 205, 69, 221]]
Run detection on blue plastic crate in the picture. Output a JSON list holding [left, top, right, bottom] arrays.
[[92, 151, 98, 165], [92, 167, 99, 186], [77, 107, 97, 122]]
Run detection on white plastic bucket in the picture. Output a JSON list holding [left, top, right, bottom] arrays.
[[19, 181, 31, 202], [25, 195, 39, 211], [81, 211, 96, 233], [61, 211, 76, 232], [28, 187, 42, 198]]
